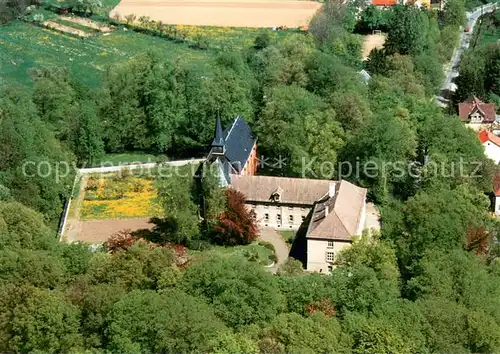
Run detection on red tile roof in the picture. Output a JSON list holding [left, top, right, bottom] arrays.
[[459, 96, 496, 123], [371, 0, 397, 5], [478, 130, 500, 147]]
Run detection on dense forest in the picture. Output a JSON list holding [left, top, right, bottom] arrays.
[[1, 0, 500, 351]]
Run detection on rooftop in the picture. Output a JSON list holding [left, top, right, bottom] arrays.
[[230, 174, 333, 205], [459, 96, 496, 123], [306, 180, 367, 241]]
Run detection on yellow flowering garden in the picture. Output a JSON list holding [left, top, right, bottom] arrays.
[[81, 176, 163, 220]]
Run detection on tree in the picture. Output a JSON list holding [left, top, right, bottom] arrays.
[[181, 256, 284, 328], [259, 312, 351, 353], [0, 87, 75, 223], [0, 202, 55, 251], [442, 0, 466, 27], [212, 188, 258, 245], [106, 289, 227, 353], [0, 285, 82, 352], [385, 186, 491, 269], [75, 101, 104, 166], [385, 5, 430, 56], [87, 242, 176, 290], [357, 5, 392, 32], [156, 172, 200, 244]]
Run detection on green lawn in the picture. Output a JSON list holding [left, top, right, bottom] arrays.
[[280, 230, 296, 246], [0, 20, 213, 87], [190, 242, 276, 266]]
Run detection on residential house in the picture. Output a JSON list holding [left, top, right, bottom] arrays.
[[459, 96, 496, 131], [478, 129, 500, 164], [369, 0, 430, 8], [207, 116, 368, 272], [305, 180, 367, 272]]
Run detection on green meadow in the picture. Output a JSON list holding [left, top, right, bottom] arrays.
[[0, 20, 213, 87]]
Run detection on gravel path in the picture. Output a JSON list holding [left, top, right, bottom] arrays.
[[259, 227, 289, 273]]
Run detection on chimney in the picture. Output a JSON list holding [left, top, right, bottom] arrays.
[[328, 182, 336, 198]]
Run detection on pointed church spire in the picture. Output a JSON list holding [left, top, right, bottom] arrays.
[[211, 114, 225, 149]]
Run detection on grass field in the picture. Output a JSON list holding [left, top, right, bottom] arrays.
[[189, 241, 276, 266], [0, 20, 212, 87]]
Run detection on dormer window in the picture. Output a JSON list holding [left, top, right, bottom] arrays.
[[470, 112, 484, 123], [270, 186, 283, 203]]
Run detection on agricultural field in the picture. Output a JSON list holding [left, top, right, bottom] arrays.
[[111, 0, 322, 28], [0, 20, 212, 87], [80, 174, 162, 219]]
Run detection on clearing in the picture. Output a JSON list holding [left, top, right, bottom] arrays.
[[362, 33, 386, 60], [110, 0, 322, 28]]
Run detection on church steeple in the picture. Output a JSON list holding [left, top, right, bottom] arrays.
[[211, 115, 225, 155]]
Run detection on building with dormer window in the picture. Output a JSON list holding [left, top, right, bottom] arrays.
[[459, 96, 496, 131]]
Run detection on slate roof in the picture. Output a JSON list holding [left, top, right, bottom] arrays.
[[212, 116, 225, 148], [223, 116, 257, 173], [230, 175, 333, 205], [459, 96, 496, 123], [306, 180, 367, 241]]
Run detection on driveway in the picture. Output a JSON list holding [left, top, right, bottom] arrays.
[[259, 227, 289, 273]]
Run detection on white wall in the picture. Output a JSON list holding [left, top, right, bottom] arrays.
[[496, 196, 500, 216], [306, 238, 352, 273], [249, 203, 311, 230], [483, 141, 500, 164]]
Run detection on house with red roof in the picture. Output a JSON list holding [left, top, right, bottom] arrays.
[[478, 130, 500, 164], [459, 96, 497, 131]]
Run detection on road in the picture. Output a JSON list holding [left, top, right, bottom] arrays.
[[437, 2, 498, 104]]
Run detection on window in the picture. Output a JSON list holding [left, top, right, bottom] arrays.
[[301, 216, 305, 222], [327, 240, 334, 248], [277, 214, 281, 221], [288, 215, 294, 223], [326, 252, 335, 262], [264, 213, 269, 221]]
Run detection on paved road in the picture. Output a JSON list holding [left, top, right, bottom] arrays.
[[259, 228, 289, 273], [437, 2, 498, 104]]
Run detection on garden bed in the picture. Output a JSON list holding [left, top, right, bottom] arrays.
[[80, 174, 162, 219]]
